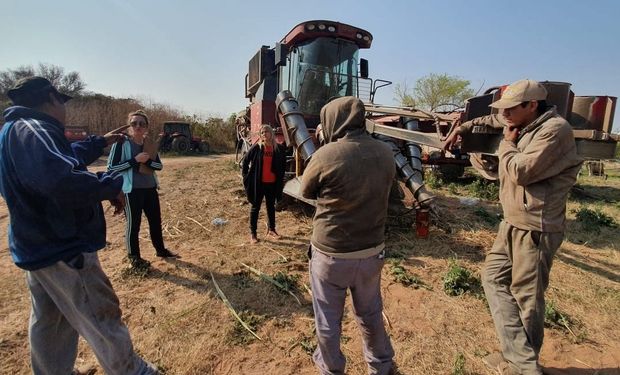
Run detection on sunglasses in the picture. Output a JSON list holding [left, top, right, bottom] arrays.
[[130, 121, 148, 128]]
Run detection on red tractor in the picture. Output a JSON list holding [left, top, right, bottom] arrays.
[[159, 121, 210, 154]]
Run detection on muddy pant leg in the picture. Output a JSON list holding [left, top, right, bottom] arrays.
[[250, 186, 265, 235], [310, 250, 352, 375], [264, 183, 276, 231], [512, 229, 563, 362], [28, 272, 79, 375], [142, 188, 165, 253], [350, 254, 394, 375], [27, 253, 158, 375], [125, 190, 145, 259]]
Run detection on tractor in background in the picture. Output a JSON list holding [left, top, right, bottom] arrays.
[[159, 121, 210, 154]]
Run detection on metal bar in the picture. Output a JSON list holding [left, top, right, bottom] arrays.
[[365, 120, 444, 149]]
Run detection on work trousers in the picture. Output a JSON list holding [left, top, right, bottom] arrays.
[[26, 252, 158, 375], [125, 187, 166, 259], [482, 221, 563, 375], [250, 183, 276, 235], [309, 248, 394, 375]]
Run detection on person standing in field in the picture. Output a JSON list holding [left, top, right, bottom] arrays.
[[444, 79, 583, 375], [301, 97, 396, 375], [242, 124, 286, 244], [0, 76, 160, 375], [107, 110, 179, 269]]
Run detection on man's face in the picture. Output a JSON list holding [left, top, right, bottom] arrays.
[[48, 92, 66, 124], [501, 101, 538, 128]]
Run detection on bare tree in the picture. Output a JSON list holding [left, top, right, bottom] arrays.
[[0, 63, 86, 98]]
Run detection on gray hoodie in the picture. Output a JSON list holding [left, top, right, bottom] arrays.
[[300, 97, 396, 256]]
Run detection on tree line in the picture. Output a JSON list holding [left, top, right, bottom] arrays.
[[0, 63, 237, 152]]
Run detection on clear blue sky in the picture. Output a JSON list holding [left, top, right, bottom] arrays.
[[2, 0, 619, 132]]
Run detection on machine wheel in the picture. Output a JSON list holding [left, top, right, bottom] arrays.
[[172, 137, 190, 153], [198, 142, 210, 154]]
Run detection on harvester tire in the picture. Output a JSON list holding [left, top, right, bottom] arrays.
[[172, 137, 190, 153], [199, 142, 210, 154]]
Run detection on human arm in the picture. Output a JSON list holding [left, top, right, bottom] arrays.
[[498, 123, 578, 186], [299, 153, 321, 200], [11, 124, 122, 207], [142, 153, 163, 171], [443, 114, 507, 151], [107, 142, 138, 172]]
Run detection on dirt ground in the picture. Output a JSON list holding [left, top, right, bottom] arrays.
[[0, 155, 618, 375]]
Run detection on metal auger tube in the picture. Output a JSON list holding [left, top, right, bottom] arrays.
[[402, 117, 434, 206], [275, 90, 316, 163], [375, 133, 434, 207]]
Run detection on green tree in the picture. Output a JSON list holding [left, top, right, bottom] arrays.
[[395, 73, 474, 111], [393, 82, 416, 107]]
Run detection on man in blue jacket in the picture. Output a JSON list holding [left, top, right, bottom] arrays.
[[0, 77, 159, 375]]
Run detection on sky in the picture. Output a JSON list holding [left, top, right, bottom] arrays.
[[2, 0, 619, 132]]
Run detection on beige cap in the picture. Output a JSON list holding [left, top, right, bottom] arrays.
[[489, 79, 547, 109]]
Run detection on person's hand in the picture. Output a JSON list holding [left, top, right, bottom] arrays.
[[442, 127, 462, 152], [135, 152, 150, 163], [503, 126, 519, 142], [109, 192, 125, 215], [104, 133, 126, 146]]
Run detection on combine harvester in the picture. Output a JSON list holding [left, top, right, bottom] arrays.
[[240, 20, 617, 211]]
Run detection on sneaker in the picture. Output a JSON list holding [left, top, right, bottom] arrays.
[[266, 230, 280, 239], [156, 249, 180, 258], [483, 353, 506, 374], [250, 234, 259, 244]]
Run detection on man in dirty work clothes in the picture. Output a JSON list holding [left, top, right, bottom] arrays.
[[444, 79, 583, 375], [0, 77, 160, 375], [301, 96, 396, 375]]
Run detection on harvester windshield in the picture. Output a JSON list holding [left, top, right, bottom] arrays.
[[282, 37, 359, 116]]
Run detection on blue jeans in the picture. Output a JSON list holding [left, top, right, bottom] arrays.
[[309, 248, 394, 375]]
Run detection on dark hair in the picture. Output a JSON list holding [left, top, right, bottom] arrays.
[[520, 100, 547, 115], [10, 89, 59, 108]]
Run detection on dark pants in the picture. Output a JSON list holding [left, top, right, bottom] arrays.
[[124, 187, 166, 259], [250, 183, 276, 235]]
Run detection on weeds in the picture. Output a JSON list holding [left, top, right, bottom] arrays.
[[227, 310, 265, 346], [443, 259, 483, 298], [300, 336, 317, 356], [425, 170, 444, 189], [272, 271, 300, 293], [452, 352, 466, 375], [466, 178, 499, 201], [447, 183, 459, 195], [389, 259, 431, 290], [572, 206, 617, 233], [473, 206, 501, 226]]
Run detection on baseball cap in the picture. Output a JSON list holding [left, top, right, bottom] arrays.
[[489, 79, 547, 109], [7, 76, 72, 104]]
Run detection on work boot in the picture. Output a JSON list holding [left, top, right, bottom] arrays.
[[156, 248, 180, 258], [497, 361, 522, 375]]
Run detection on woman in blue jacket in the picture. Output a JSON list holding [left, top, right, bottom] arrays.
[[108, 110, 178, 268]]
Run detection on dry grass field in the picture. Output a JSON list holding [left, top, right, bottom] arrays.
[[0, 155, 618, 375]]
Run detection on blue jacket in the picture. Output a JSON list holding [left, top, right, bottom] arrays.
[[0, 106, 123, 270]]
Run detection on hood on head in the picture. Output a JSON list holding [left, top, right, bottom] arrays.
[[319, 96, 366, 143]]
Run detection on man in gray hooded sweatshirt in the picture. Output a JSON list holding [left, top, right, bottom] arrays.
[[301, 97, 396, 375]]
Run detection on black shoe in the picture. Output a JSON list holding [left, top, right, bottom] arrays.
[[156, 249, 180, 258]]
